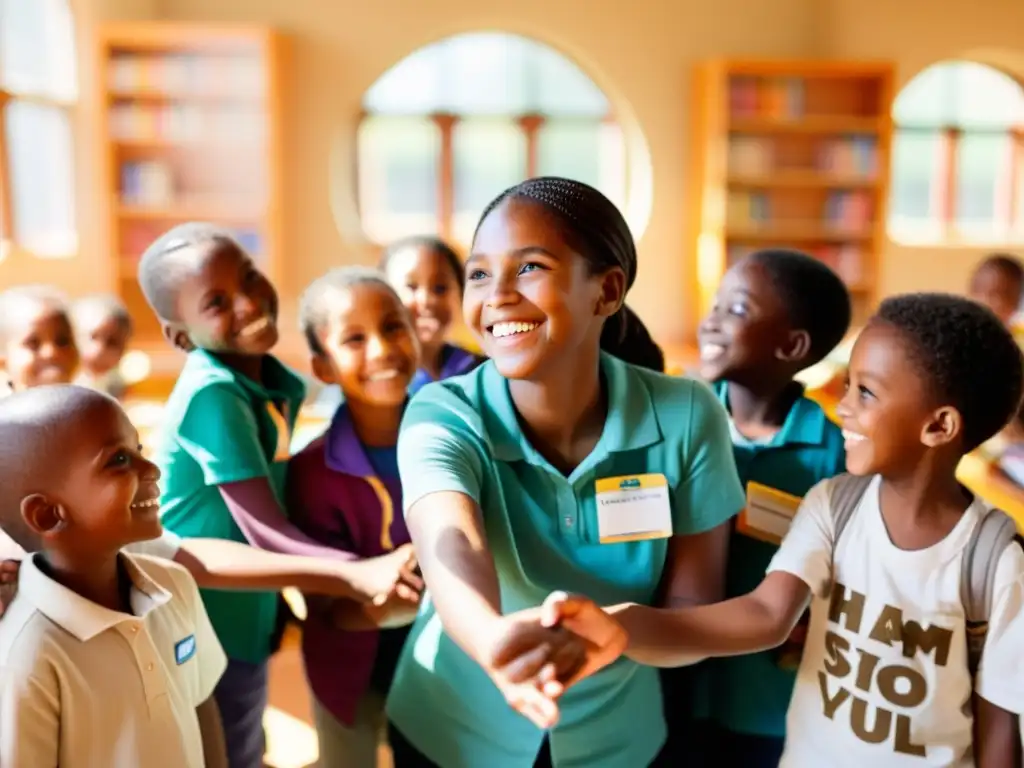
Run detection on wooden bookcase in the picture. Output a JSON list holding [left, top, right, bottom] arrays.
[[690, 59, 895, 325], [95, 23, 284, 379]]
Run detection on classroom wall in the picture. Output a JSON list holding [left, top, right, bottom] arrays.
[[11, 0, 1024, 345]]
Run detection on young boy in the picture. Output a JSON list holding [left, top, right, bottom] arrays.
[[968, 253, 1023, 330], [683, 249, 850, 766], [137, 222, 407, 766], [0, 385, 227, 767], [0, 285, 79, 392], [71, 293, 133, 398], [532, 293, 1024, 767]]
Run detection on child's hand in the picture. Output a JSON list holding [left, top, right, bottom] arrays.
[[537, 591, 628, 683], [0, 559, 20, 617], [486, 617, 587, 729], [345, 544, 423, 605]]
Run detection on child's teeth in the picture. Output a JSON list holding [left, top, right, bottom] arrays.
[[700, 344, 726, 360], [368, 370, 399, 381], [241, 317, 269, 336], [492, 322, 538, 338], [842, 430, 866, 443]]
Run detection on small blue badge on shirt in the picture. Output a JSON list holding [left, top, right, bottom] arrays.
[[175, 635, 196, 665]]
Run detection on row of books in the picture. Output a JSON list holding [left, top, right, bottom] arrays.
[[725, 191, 874, 230], [728, 243, 866, 285], [728, 136, 878, 177], [109, 104, 267, 144], [120, 223, 263, 262], [729, 77, 805, 119], [108, 54, 265, 97], [120, 160, 266, 210]]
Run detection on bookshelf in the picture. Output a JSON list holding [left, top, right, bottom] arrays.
[[95, 23, 284, 377], [690, 60, 894, 325]]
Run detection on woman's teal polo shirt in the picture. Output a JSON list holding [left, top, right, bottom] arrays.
[[386, 354, 745, 768]]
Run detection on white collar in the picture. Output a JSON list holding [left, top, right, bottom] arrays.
[[19, 552, 172, 641]]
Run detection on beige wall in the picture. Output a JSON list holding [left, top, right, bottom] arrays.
[[9, 0, 1024, 345]]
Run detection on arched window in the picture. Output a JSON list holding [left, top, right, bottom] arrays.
[[0, 0, 77, 258], [356, 32, 627, 246], [889, 60, 1024, 244]]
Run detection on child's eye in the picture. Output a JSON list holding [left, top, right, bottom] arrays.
[[342, 334, 365, 346], [206, 294, 228, 311], [728, 303, 748, 316], [467, 269, 487, 281], [518, 262, 542, 275], [431, 284, 449, 296], [108, 450, 131, 468], [857, 384, 874, 401]]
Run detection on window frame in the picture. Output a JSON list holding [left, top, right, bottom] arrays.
[[356, 109, 618, 244], [0, 0, 79, 259], [889, 62, 1024, 247]]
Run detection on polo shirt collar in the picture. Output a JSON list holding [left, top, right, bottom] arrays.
[[484, 353, 662, 464], [323, 403, 388, 478], [191, 348, 306, 404], [713, 380, 828, 448], [20, 552, 172, 642]]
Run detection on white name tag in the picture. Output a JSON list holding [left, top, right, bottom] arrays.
[[595, 474, 673, 543]]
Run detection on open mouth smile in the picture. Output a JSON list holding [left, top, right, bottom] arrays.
[[488, 321, 540, 340], [239, 316, 272, 338]]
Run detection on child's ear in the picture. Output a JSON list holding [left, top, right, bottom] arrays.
[[595, 268, 627, 319], [921, 406, 962, 448], [310, 354, 337, 386], [20, 494, 67, 540], [161, 322, 194, 353], [776, 330, 812, 364]]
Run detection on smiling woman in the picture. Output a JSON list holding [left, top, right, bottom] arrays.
[[385, 177, 744, 768]]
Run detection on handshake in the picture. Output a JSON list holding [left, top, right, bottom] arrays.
[[485, 592, 628, 730]]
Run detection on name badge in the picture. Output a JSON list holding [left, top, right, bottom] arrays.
[[594, 473, 673, 543], [175, 635, 196, 665], [737, 482, 802, 545]]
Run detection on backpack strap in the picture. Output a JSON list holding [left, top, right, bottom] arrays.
[[828, 473, 874, 547], [961, 507, 1018, 677]]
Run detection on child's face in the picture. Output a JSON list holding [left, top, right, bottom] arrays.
[[311, 283, 419, 407], [697, 260, 808, 383], [169, 241, 279, 356], [77, 311, 130, 378], [836, 322, 960, 476], [465, 199, 623, 380], [969, 264, 1019, 326], [4, 302, 79, 390], [385, 245, 460, 350], [29, 398, 162, 555]]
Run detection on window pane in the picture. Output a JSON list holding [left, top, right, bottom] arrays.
[[888, 130, 943, 241], [0, 0, 76, 98], [893, 63, 956, 127], [5, 100, 76, 255], [452, 118, 526, 246], [537, 119, 626, 209], [952, 63, 1024, 129], [356, 116, 440, 243], [955, 132, 1011, 239]]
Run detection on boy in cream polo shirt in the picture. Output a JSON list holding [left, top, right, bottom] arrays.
[[0, 385, 227, 768]]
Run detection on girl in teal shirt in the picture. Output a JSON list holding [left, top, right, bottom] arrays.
[[386, 177, 745, 767]]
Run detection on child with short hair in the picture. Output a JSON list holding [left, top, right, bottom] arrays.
[[0, 285, 79, 392], [681, 248, 850, 767], [379, 235, 483, 393], [71, 293, 133, 399], [137, 222, 411, 766], [0, 385, 227, 767], [534, 293, 1024, 767], [288, 267, 426, 767], [969, 253, 1023, 329]]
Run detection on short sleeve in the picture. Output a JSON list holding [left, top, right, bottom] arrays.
[[0, 665, 59, 766], [766, 479, 834, 595], [673, 382, 745, 534], [175, 568, 227, 703], [397, 388, 484, 514], [974, 541, 1024, 713], [123, 530, 181, 561], [176, 383, 270, 486]]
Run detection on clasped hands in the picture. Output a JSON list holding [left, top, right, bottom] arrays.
[[485, 592, 626, 730]]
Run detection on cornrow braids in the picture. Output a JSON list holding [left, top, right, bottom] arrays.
[[474, 177, 659, 368], [380, 236, 465, 293]]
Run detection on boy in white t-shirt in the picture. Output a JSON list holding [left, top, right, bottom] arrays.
[[518, 293, 1024, 767], [0, 385, 228, 767]]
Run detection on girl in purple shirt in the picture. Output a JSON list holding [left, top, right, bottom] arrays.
[[379, 236, 483, 394], [286, 267, 424, 768]]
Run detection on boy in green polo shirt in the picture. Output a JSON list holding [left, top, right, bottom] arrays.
[[683, 248, 850, 767], [137, 223, 380, 768]]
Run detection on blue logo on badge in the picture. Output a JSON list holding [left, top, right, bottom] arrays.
[[619, 478, 641, 489], [175, 635, 196, 665]]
